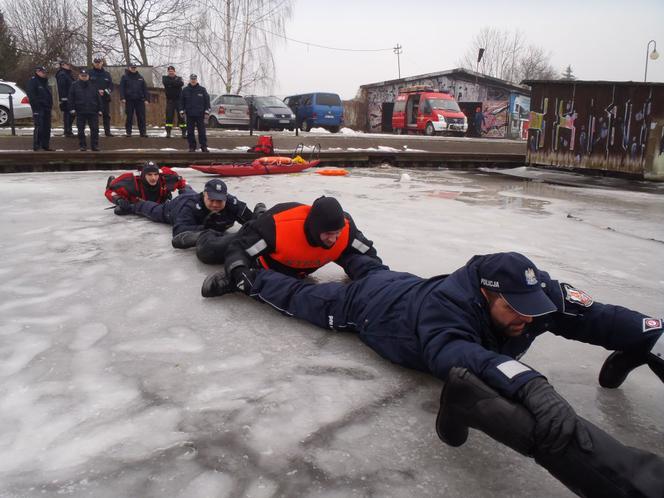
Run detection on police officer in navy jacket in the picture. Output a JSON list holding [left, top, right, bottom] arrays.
[[119, 63, 149, 137], [201, 251, 664, 497], [179, 74, 211, 152], [126, 178, 254, 249], [27, 66, 53, 151], [55, 60, 75, 136], [67, 69, 102, 151]]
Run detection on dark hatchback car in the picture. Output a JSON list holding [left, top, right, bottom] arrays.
[[245, 95, 295, 131]]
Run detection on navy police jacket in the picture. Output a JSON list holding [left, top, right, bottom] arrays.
[[27, 75, 53, 112], [165, 192, 252, 236], [119, 71, 148, 101], [350, 254, 658, 398], [179, 84, 211, 118]]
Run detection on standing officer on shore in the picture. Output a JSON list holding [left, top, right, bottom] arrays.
[[27, 66, 53, 151], [89, 57, 115, 137], [162, 66, 185, 138], [55, 60, 75, 137], [68, 69, 102, 151], [179, 74, 210, 152], [120, 63, 149, 137]]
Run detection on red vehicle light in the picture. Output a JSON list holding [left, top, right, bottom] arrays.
[[312, 112, 317, 119], [218, 106, 225, 114], [20, 96, 29, 104]]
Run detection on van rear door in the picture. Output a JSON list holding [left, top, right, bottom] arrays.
[[313, 93, 342, 126]]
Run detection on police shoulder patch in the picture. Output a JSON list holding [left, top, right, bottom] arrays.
[[643, 318, 663, 333], [562, 283, 593, 307]]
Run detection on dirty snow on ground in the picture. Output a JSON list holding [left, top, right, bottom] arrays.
[[1, 166, 663, 497]]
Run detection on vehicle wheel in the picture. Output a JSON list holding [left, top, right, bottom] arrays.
[[301, 120, 309, 132], [425, 122, 435, 136], [394, 127, 403, 135], [0, 107, 9, 127], [329, 126, 339, 133], [208, 116, 218, 128]]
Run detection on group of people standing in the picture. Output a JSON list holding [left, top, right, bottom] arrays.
[[104, 162, 664, 497], [27, 60, 212, 152]]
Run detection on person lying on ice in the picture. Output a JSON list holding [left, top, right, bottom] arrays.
[[199, 196, 381, 291], [201, 251, 664, 497], [105, 161, 187, 215], [126, 178, 260, 249]]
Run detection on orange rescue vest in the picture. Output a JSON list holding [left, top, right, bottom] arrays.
[[259, 205, 350, 270]]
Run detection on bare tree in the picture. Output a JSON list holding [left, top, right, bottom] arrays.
[[518, 45, 558, 82], [3, 0, 86, 65], [459, 27, 556, 83], [93, 0, 188, 66], [185, 0, 292, 94]]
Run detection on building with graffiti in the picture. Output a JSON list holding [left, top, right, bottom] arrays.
[[353, 68, 530, 138], [524, 80, 664, 180]]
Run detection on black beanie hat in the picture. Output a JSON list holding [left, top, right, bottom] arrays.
[[140, 161, 160, 176], [305, 196, 345, 243]]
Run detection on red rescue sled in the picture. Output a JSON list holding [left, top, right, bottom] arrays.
[[190, 156, 319, 177]]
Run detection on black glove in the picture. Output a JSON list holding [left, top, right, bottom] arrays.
[[115, 198, 131, 209], [516, 377, 592, 454], [230, 266, 257, 295]]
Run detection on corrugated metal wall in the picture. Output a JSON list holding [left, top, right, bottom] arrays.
[[526, 81, 664, 180]]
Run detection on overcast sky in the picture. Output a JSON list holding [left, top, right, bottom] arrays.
[[270, 0, 664, 99]]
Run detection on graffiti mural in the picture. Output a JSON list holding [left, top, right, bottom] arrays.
[[526, 82, 664, 177], [359, 70, 528, 135]]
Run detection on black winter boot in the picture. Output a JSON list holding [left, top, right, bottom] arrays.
[[166, 127, 171, 138], [201, 271, 235, 298]]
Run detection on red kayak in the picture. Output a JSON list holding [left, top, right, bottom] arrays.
[[190, 156, 319, 176]]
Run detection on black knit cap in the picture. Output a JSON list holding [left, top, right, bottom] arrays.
[[305, 196, 345, 244], [140, 161, 160, 175]]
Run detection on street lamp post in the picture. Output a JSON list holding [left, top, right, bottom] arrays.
[[644, 40, 659, 82]]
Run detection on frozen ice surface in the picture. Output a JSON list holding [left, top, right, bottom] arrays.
[[1, 166, 663, 497]]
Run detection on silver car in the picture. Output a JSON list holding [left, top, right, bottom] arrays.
[[208, 94, 250, 129], [0, 81, 32, 126]]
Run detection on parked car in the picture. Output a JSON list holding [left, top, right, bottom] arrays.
[[0, 81, 32, 126], [392, 86, 467, 136], [208, 94, 250, 129], [283, 92, 343, 132], [245, 95, 295, 131]]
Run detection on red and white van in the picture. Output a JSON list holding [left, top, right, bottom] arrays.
[[392, 86, 468, 136]]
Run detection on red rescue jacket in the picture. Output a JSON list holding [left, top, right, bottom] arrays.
[[104, 166, 186, 204]]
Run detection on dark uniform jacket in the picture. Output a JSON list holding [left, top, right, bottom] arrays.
[[119, 71, 148, 101], [166, 192, 252, 236], [162, 75, 184, 101], [89, 68, 114, 101], [27, 75, 53, 112], [225, 202, 380, 278], [309, 254, 661, 399], [105, 167, 187, 204], [55, 68, 74, 103], [179, 84, 211, 117], [67, 80, 102, 114]]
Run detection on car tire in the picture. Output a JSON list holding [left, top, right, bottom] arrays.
[[425, 122, 435, 136], [329, 126, 339, 133], [208, 116, 219, 128], [0, 106, 9, 127], [394, 127, 403, 135]]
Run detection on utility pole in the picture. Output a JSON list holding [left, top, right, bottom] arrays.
[[86, 0, 93, 67], [393, 43, 403, 79]]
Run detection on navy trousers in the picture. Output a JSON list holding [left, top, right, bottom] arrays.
[[32, 109, 51, 150], [187, 115, 207, 148], [125, 99, 146, 136]]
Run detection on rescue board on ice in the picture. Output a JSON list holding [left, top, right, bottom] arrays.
[[190, 156, 319, 177]]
